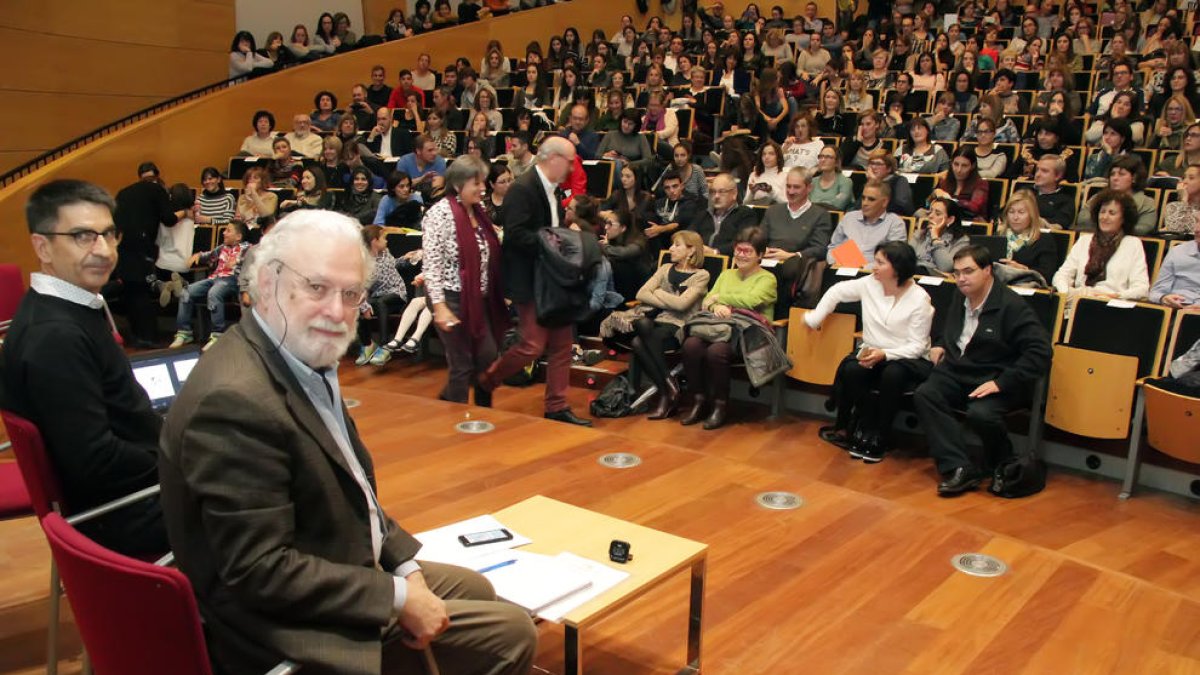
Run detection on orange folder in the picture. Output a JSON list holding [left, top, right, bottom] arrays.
[[830, 240, 869, 269]]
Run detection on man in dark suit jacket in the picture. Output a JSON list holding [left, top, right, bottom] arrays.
[[159, 210, 536, 675], [480, 137, 593, 426], [363, 107, 414, 160], [3, 179, 168, 557], [914, 245, 1052, 496], [706, 173, 761, 256]]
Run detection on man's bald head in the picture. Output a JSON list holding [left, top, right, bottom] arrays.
[[537, 136, 577, 184]]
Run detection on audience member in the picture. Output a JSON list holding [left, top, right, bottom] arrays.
[[366, 65, 393, 108], [310, 90, 341, 132], [705, 173, 760, 256], [114, 162, 185, 346], [234, 167, 278, 228], [599, 208, 651, 300], [4, 180, 168, 556], [809, 241, 934, 463], [914, 246, 1052, 495], [1149, 210, 1200, 308], [280, 168, 335, 213], [229, 31, 273, 78], [240, 110, 278, 157], [1055, 189, 1151, 301], [1162, 165, 1200, 236], [336, 166, 383, 225], [1031, 155, 1077, 228], [169, 221, 249, 351], [809, 146, 854, 211], [354, 225, 410, 366], [863, 150, 915, 216], [681, 226, 778, 430], [560, 103, 601, 160], [1075, 155, 1157, 234], [158, 209, 536, 675], [347, 84, 378, 130], [910, 197, 970, 274], [375, 172, 424, 227], [760, 167, 833, 308], [284, 114, 323, 159], [365, 106, 414, 160], [195, 167, 236, 225], [996, 190, 1060, 283], [829, 181, 907, 266], [396, 135, 449, 195]]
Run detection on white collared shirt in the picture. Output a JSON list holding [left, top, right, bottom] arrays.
[[30, 272, 121, 336], [535, 165, 560, 229], [957, 282, 992, 353], [788, 199, 812, 220], [377, 125, 395, 159]]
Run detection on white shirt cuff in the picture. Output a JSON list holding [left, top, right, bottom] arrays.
[[391, 560, 423, 613]]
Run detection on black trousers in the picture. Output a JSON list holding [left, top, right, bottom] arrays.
[[431, 291, 498, 404], [631, 318, 680, 391], [682, 336, 734, 400], [913, 367, 1027, 475], [832, 355, 932, 442], [115, 244, 158, 343]]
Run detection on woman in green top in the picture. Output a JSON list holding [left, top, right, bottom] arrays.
[[680, 226, 777, 430], [810, 145, 854, 211]]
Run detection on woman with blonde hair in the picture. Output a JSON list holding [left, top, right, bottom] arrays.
[[761, 28, 791, 62], [844, 71, 874, 114], [996, 189, 1059, 282], [1151, 95, 1196, 151], [961, 94, 1020, 143], [630, 230, 711, 419]]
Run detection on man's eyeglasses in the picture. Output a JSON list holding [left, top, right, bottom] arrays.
[[273, 259, 367, 308], [40, 227, 121, 248]]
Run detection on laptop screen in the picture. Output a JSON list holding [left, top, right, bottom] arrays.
[[129, 348, 201, 413]]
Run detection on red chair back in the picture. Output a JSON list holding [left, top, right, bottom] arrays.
[[40, 513, 213, 675], [1, 411, 65, 518], [0, 264, 23, 325], [0, 463, 32, 519]]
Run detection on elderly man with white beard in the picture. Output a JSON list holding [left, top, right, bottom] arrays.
[[158, 210, 537, 675]]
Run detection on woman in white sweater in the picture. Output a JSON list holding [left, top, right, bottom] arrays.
[[1053, 189, 1150, 302], [744, 141, 788, 205], [806, 241, 935, 463]]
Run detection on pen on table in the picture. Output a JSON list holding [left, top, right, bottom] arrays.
[[478, 559, 517, 574]]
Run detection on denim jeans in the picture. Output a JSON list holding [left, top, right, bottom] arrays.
[[177, 277, 237, 333]]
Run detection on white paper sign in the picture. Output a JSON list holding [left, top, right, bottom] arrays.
[[918, 276, 945, 286], [1012, 287, 1037, 296], [836, 267, 860, 276], [1106, 299, 1136, 309]]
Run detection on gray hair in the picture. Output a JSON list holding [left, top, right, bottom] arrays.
[[1038, 153, 1066, 178], [246, 209, 374, 304], [444, 155, 489, 195], [537, 136, 574, 162], [787, 166, 813, 185]]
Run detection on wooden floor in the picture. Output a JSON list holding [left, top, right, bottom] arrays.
[[4, 354, 1200, 673]]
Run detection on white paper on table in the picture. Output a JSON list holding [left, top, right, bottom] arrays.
[[1012, 287, 1036, 296], [535, 552, 631, 623], [836, 267, 860, 277], [898, 172, 919, 183], [761, 258, 781, 268], [1106, 299, 1136, 309], [470, 550, 595, 615], [414, 515, 531, 566], [917, 276, 945, 286]]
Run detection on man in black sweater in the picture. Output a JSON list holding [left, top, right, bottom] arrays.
[[913, 246, 1052, 496], [646, 169, 712, 259], [706, 173, 761, 256], [114, 161, 184, 347], [1032, 155, 1077, 229], [3, 179, 167, 556]]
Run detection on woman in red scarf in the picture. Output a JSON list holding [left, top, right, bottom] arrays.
[[421, 156, 509, 405]]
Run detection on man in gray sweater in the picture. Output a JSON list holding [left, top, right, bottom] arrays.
[[760, 167, 833, 310]]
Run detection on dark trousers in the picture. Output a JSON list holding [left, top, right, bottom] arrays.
[[78, 493, 169, 558], [356, 293, 407, 345], [631, 318, 680, 390], [116, 245, 157, 342], [682, 336, 734, 400], [832, 355, 932, 441], [433, 291, 499, 404], [913, 368, 1025, 475], [482, 301, 573, 413]]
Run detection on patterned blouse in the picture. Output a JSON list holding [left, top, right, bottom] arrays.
[[421, 198, 491, 304], [363, 249, 407, 313]]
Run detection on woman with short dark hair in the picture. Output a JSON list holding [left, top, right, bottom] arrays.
[[807, 241, 934, 462], [310, 91, 341, 132], [680, 227, 777, 430], [229, 31, 273, 79], [240, 110, 277, 157]]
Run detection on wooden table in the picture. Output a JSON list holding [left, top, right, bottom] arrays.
[[494, 495, 708, 675]]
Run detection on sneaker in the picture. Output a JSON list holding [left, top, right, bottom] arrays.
[[399, 338, 419, 354], [369, 346, 393, 366], [355, 342, 377, 366], [171, 273, 188, 299], [202, 332, 222, 352], [859, 442, 886, 464], [157, 280, 172, 308], [169, 331, 194, 349]]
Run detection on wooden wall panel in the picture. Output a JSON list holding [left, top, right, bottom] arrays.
[[0, 0, 234, 176]]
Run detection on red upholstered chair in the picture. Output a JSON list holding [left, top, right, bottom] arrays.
[[0, 263, 24, 341], [1, 411, 161, 675], [40, 512, 299, 675]]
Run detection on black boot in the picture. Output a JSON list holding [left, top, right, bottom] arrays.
[[680, 393, 707, 426], [702, 399, 728, 430], [647, 377, 680, 420]]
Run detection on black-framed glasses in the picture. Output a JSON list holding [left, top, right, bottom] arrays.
[[272, 259, 367, 308], [40, 227, 121, 248]]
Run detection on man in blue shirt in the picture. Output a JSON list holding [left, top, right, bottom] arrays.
[[395, 134, 447, 195], [1150, 213, 1200, 309], [827, 181, 907, 267], [559, 103, 600, 160]]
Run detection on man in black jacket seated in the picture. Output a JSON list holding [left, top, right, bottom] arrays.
[[705, 173, 760, 256], [364, 106, 414, 160], [646, 169, 711, 259], [913, 246, 1052, 496], [3, 179, 168, 556]]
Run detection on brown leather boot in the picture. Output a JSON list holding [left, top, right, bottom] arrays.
[[679, 393, 707, 426], [702, 398, 728, 430], [647, 377, 680, 420]]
